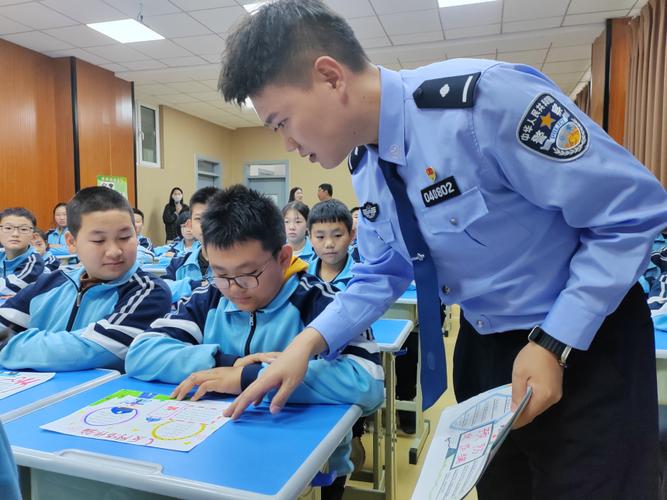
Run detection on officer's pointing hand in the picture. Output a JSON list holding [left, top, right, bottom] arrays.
[[224, 327, 327, 419], [511, 342, 564, 429]]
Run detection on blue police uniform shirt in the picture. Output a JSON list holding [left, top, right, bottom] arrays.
[[310, 59, 667, 357]]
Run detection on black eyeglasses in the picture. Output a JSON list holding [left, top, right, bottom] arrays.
[[0, 224, 34, 234], [212, 257, 274, 290]]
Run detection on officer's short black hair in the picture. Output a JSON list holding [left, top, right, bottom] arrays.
[[67, 187, 133, 238], [219, 0, 369, 105], [350, 206, 360, 214], [318, 183, 333, 196], [202, 185, 285, 255], [132, 208, 144, 222], [308, 199, 352, 233], [0, 207, 37, 227], [189, 186, 221, 209]]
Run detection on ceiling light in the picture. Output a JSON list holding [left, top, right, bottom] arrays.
[[243, 2, 268, 14], [438, 0, 496, 7], [87, 19, 164, 44]]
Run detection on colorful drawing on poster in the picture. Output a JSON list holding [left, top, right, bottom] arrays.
[[0, 371, 55, 400], [41, 389, 231, 452]]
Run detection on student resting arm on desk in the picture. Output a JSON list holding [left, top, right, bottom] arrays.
[[215, 2, 667, 499]]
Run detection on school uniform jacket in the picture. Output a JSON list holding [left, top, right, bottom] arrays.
[[126, 271, 384, 415], [0, 247, 45, 296], [0, 261, 171, 371], [162, 245, 210, 302]]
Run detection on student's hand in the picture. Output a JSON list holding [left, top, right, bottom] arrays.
[[233, 352, 281, 367], [164, 252, 175, 258], [171, 366, 243, 401], [511, 342, 563, 429], [224, 327, 328, 419]]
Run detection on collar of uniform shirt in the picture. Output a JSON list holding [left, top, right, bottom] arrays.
[[377, 66, 407, 166]]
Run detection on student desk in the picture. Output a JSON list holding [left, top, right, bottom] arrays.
[[0, 369, 119, 423], [347, 319, 413, 500], [7, 375, 361, 500], [141, 264, 168, 277], [381, 288, 433, 466]]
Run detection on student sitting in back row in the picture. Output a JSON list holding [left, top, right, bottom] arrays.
[[32, 228, 60, 272], [154, 211, 199, 258], [282, 201, 315, 261], [308, 200, 358, 290], [126, 185, 384, 499], [0, 187, 171, 371], [46, 202, 69, 255], [163, 187, 219, 302], [132, 208, 153, 251], [0, 208, 45, 297]]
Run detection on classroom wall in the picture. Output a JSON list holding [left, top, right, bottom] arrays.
[[137, 105, 234, 244], [75, 60, 136, 203], [230, 127, 357, 209], [0, 39, 75, 230]]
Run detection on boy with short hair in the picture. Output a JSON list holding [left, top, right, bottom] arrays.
[[126, 185, 383, 498], [132, 208, 153, 251], [32, 228, 60, 272], [0, 208, 45, 296], [163, 187, 220, 301], [154, 212, 199, 258], [307, 200, 356, 290], [0, 187, 171, 371]]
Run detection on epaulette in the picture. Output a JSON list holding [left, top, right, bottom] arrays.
[[412, 72, 481, 109], [347, 145, 367, 174]]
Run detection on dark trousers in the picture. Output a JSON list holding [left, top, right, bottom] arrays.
[[453, 283, 660, 500]]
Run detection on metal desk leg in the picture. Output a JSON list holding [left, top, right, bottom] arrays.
[[383, 352, 396, 500]]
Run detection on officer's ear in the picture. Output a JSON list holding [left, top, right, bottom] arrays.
[[313, 56, 346, 94]]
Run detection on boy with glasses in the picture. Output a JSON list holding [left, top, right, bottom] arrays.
[[0, 208, 45, 297], [126, 185, 383, 499]]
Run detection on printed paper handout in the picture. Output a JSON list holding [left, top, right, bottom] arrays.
[[41, 389, 231, 452], [0, 371, 55, 399], [411, 384, 532, 500]]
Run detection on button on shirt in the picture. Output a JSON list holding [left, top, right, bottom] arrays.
[[310, 59, 667, 355]]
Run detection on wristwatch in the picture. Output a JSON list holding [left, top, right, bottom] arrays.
[[527, 326, 572, 368]]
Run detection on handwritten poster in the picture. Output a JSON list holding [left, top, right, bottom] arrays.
[[41, 389, 230, 452], [0, 371, 55, 399], [412, 385, 532, 500]]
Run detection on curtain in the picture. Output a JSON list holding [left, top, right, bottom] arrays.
[[625, 0, 667, 185], [574, 82, 591, 116]]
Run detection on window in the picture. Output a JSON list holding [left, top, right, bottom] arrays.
[[137, 103, 160, 168], [196, 156, 222, 189]]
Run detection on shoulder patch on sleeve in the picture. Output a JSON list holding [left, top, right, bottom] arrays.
[[348, 145, 367, 174], [516, 93, 589, 161], [412, 72, 480, 109]]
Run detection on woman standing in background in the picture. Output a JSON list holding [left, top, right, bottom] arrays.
[[162, 187, 189, 243]]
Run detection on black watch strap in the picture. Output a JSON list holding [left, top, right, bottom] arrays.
[[527, 326, 572, 367]]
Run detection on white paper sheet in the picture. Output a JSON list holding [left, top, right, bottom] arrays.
[[41, 389, 231, 452], [0, 371, 55, 399], [412, 384, 532, 500]]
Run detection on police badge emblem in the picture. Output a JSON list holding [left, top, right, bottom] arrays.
[[425, 166, 436, 182], [517, 93, 589, 161], [361, 201, 379, 221]]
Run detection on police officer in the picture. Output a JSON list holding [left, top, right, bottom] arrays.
[[218, 1, 667, 498]]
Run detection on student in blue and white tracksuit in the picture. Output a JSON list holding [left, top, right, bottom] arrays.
[[0, 207, 45, 296], [0, 246, 44, 296], [126, 185, 383, 487], [0, 187, 171, 371], [162, 243, 211, 302]]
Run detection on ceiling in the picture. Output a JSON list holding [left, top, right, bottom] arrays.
[[0, 0, 648, 129]]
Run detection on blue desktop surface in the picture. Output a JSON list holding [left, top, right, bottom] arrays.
[[372, 319, 414, 352], [7, 375, 360, 499], [656, 329, 667, 358], [0, 369, 118, 422]]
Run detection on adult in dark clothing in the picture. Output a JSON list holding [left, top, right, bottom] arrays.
[[162, 187, 189, 243]]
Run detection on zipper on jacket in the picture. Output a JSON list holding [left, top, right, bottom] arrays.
[[65, 286, 92, 331], [243, 312, 257, 356]]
